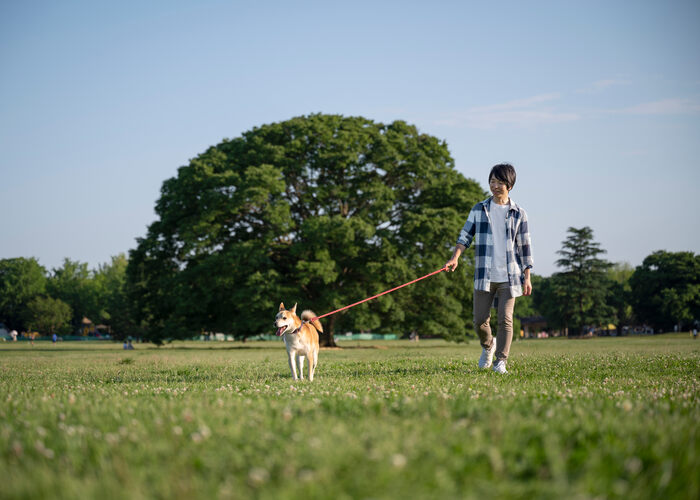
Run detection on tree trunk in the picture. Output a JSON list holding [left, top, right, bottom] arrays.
[[321, 315, 338, 347]]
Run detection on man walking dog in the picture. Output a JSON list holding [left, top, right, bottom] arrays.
[[445, 163, 533, 374]]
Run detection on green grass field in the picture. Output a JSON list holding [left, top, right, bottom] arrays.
[[1, 335, 698, 499]]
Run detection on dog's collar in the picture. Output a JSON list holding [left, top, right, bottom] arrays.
[[289, 321, 310, 335]]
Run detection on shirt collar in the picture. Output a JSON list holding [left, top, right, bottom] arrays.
[[482, 196, 520, 213]]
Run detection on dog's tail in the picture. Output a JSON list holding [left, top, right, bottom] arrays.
[[301, 310, 323, 333]]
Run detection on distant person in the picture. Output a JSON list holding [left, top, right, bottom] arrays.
[[52, 333, 57, 343], [693, 328, 698, 340], [445, 163, 533, 374], [123, 340, 129, 350], [10, 330, 17, 341], [127, 339, 134, 350]]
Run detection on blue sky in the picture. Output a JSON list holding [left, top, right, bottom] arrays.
[[1, 0, 699, 277]]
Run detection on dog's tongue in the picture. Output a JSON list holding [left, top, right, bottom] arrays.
[[276, 326, 286, 336]]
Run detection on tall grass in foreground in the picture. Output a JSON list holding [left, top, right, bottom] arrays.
[[1, 336, 698, 499]]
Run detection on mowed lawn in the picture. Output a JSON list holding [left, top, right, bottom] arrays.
[[1, 335, 698, 499]]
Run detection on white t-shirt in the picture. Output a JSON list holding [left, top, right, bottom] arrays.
[[490, 201, 509, 282]]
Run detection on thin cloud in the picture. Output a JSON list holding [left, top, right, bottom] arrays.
[[436, 93, 579, 129], [577, 79, 631, 94], [469, 93, 561, 112], [612, 98, 700, 115]]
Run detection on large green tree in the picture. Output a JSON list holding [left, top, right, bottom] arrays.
[[128, 114, 484, 344], [550, 226, 615, 335], [0, 257, 47, 331], [629, 251, 700, 332]]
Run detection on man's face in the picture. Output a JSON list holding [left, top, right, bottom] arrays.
[[489, 176, 510, 198]]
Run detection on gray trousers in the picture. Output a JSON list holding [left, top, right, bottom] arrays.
[[473, 282, 515, 362]]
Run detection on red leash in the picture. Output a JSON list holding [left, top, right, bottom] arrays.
[[309, 266, 447, 322]]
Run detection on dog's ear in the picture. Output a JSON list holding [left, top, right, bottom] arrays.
[[279, 302, 285, 311], [291, 303, 297, 314]]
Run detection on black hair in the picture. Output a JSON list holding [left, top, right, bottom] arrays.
[[489, 163, 516, 190]]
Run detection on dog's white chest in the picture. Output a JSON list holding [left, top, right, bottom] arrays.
[[283, 333, 308, 353]]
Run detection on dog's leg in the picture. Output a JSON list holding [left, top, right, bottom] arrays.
[[310, 348, 318, 382], [298, 355, 305, 380], [287, 351, 298, 380], [311, 349, 318, 380], [308, 352, 315, 382]]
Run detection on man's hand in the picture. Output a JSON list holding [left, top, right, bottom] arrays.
[[445, 256, 459, 272], [445, 244, 465, 272]]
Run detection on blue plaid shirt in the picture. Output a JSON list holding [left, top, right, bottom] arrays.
[[457, 197, 533, 297]]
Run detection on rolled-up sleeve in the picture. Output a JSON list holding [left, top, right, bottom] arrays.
[[457, 207, 477, 248], [516, 210, 534, 270]]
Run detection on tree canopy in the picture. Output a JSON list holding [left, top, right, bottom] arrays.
[[0, 257, 47, 331], [128, 114, 485, 344], [25, 296, 72, 335], [46, 259, 100, 328]]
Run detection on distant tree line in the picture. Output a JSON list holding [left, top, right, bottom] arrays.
[[1, 115, 697, 342], [2, 243, 695, 341], [0, 255, 141, 339], [514, 227, 699, 336]]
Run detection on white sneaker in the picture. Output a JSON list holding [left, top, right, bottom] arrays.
[[492, 360, 508, 374], [478, 341, 496, 369]]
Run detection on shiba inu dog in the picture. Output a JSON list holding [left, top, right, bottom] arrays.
[[274, 303, 322, 381]]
